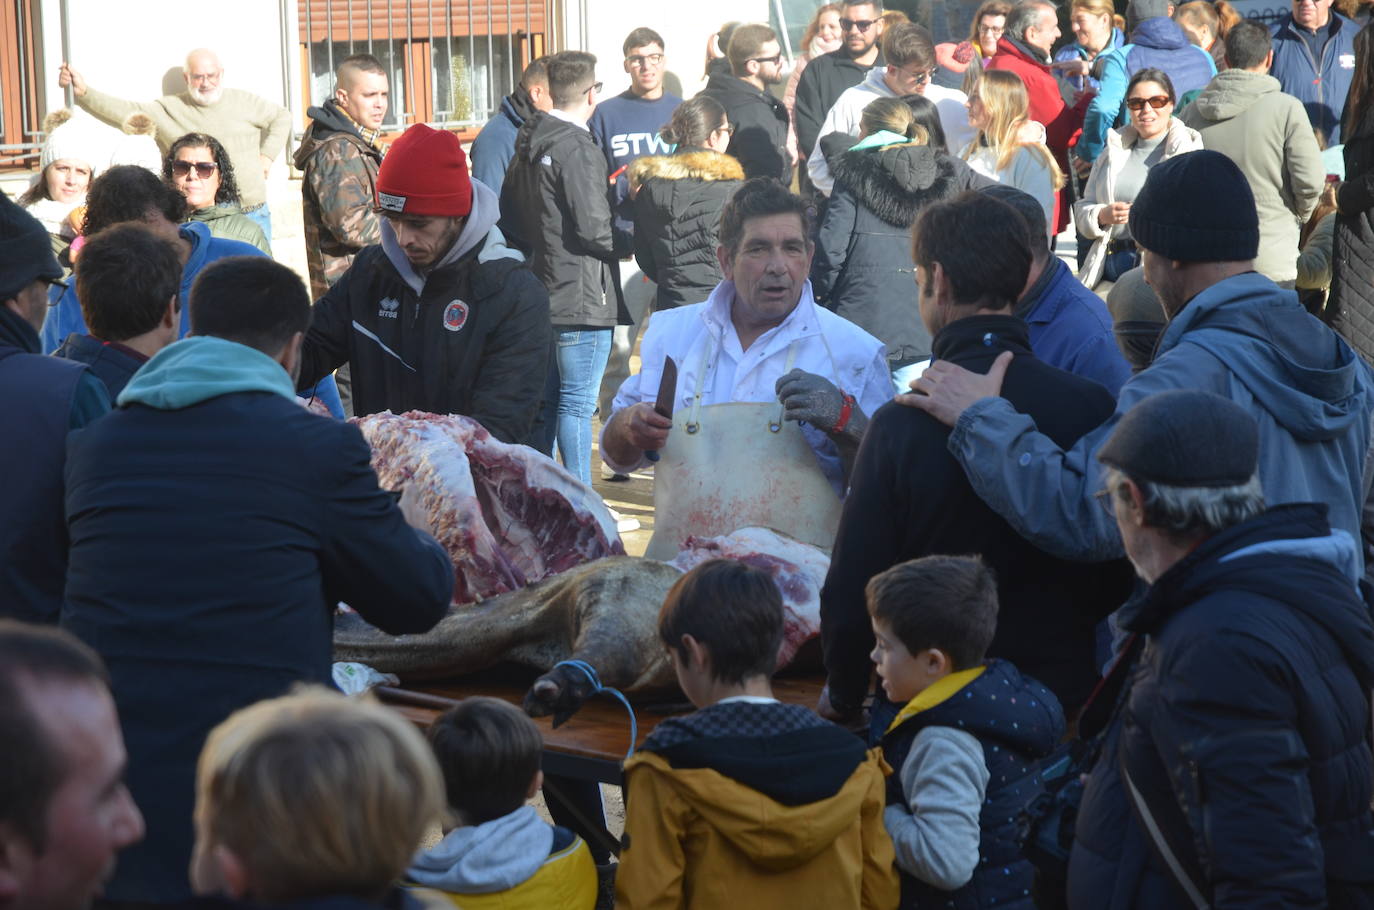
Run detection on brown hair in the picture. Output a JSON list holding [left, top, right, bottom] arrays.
[[866, 555, 998, 670], [911, 190, 1031, 309], [966, 0, 1014, 45], [427, 696, 543, 825], [717, 177, 812, 259], [727, 23, 779, 75], [546, 51, 598, 105], [860, 96, 928, 143], [883, 21, 936, 69], [194, 687, 442, 902], [77, 223, 180, 343], [661, 95, 729, 149], [623, 27, 665, 56], [801, 3, 844, 53], [658, 559, 784, 683], [0, 621, 110, 850]]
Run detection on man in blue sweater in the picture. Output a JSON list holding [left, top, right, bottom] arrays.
[[469, 57, 551, 193], [588, 27, 682, 476], [1269, 0, 1359, 144]]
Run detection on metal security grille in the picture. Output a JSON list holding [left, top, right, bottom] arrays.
[[297, 0, 549, 135], [0, 0, 43, 167]]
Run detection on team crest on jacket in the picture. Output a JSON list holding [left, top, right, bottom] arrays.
[[378, 297, 400, 319], [443, 300, 469, 332]]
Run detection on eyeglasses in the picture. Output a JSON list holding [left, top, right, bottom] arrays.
[[1094, 487, 1119, 517], [894, 65, 934, 86], [1126, 95, 1171, 111], [170, 160, 218, 178], [749, 54, 783, 65], [712, 123, 735, 135], [626, 53, 664, 67], [840, 17, 878, 31]]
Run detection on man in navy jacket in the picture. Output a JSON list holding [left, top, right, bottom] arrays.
[[61, 256, 453, 905], [1270, 0, 1359, 144]]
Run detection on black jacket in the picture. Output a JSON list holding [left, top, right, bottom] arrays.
[[1332, 109, 1374, 362], [500, 111, 620, 328], [0, 307, 106, 624], [630, 148, 744, 310], [298, 205, 551, 444], [814, 143, 970, 365], [699, 72, 792, 183], [820, 315, 1133, 713], [793, 49, 885, 157], [1110, 504, 1374, 908], [62, 388, 452, 901], [54, 332, 146, 400]]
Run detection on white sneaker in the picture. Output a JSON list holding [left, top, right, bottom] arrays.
[[608, 508, 640, 534]]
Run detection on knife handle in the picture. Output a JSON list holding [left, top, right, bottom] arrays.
[[645, 450, 661, 463]]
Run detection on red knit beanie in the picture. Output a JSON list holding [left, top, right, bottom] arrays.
[[376, 123, 473, 217]]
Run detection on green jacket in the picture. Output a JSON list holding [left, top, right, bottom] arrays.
[[186, 204, 270, 254]]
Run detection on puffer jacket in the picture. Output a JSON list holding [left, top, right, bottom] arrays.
[[293, 99, 383, 299], [616, 700, 900, 910], [299, 178, 551, 442], [499, 112, 619, 328], [1180, 70, 1326, 283], [883, 660, 1064, 909], [1078, 18, 1216, 163], [699, 72, 792, 183], [1270, 11, 1360, 145], [630, 147, 744, 311], [185, 204, 270, 254], [814, 139, 966, 365], [1113, 504, 1374, 907], [1331, 108, 1374, 362]]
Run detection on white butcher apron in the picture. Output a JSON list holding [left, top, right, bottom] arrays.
[[644, 339, 845, 560]]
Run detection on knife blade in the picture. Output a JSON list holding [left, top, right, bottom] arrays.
[[645, 355, 677, 463]]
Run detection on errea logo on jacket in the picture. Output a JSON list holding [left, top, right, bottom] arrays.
[[378, 297, 400, 319]]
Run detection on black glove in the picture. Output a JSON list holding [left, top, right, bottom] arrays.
[[774, 369, 868, 444]]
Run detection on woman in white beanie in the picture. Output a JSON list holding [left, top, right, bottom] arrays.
[[17, 110, 105, 268]]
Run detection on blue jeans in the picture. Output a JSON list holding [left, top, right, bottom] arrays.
[[539, 329, 612, 484], [243, 203, 273, 246]]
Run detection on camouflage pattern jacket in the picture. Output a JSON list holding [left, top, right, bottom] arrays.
[[294, 100, 383, 299]]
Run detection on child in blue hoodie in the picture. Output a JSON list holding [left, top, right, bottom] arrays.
[[406, 696, 597, 909], [868, 555, 1065, 910]]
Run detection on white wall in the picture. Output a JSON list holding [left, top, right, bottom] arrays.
[[37, 0, 294, 118]]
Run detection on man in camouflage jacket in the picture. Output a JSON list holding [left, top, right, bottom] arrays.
[[294, 54, 389, 299]]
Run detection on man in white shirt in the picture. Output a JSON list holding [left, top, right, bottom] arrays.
[[808, 22, 974, 196], [601, 178, 890, 496]]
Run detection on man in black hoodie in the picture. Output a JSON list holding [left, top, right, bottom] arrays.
[[700, 24, 793, 182], [819, 192, 1132, 729], [793, 0, 887, 164], [294, 53, 388, 300]]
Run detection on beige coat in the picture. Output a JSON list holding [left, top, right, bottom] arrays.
[[1180, 70, 1325, 283]]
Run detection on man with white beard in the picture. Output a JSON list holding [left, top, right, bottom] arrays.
[[59, 49, 291, 242]]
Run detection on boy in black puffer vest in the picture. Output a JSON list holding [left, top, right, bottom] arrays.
[[868, 556, 1065, 910]]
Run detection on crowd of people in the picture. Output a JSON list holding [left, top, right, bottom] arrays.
[[5, 0, 1374, 908]]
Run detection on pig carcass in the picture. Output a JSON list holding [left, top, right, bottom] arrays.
[[333, 528, 830, 719], [354, 411, 625, 604]]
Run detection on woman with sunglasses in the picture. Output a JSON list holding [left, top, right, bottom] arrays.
[[162, 133, 270, 254], [628, 96, 745, 312], [961, 70, 1062, 230], [1075, 68, 1201, 289]]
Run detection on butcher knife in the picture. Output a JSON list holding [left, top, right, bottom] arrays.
[[644, 356, 678, 463]]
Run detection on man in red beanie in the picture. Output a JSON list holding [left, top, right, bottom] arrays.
[[296, 122, 551, 443]]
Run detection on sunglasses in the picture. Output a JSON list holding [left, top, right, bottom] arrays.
[[895, 65, 933, 85], [840, 17, 878, 31], [582, 81, 604, 96], [170, 160, 218, 178], [1126, 95, 1171, 111]]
